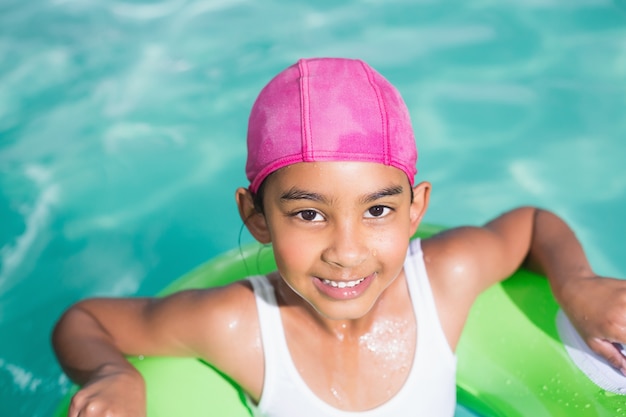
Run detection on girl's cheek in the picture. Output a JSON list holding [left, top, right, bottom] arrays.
[[273, 229, 319, 261]]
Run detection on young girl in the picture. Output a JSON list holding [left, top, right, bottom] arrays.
[[52, 58, 626, 417]]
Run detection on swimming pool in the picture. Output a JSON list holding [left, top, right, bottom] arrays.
[[1, 0, 626, 416]]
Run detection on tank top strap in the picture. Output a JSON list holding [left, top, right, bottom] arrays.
[[404, 238, 455, 361], [247, 275, 286, 409]]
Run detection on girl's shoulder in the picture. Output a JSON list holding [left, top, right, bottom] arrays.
[[420, 228, 494, 348], [184, 279, 265, 397], [190, 278, 259, 334], [420, 226, 485, 285]]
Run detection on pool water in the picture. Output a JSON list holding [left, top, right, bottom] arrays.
[[2, 1, 626, 416]]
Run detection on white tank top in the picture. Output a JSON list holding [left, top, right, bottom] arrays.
[[247, 239, 457, 416]]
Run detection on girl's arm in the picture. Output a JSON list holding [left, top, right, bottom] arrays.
[[425, 207, 626, 370], [52, 298, 150, 417], [52, 283, 261, 417]]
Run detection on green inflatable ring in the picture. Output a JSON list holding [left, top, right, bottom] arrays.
[[53, 224, 626, 417]]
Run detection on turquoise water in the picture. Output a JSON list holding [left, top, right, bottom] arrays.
[[2, 1, 626, 416]]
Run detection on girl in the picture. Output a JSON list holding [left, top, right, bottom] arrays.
[[53, 58, 626, 417]]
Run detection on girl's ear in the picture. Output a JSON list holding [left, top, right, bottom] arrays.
[[235, 187, 272, 244], [409, 181, 431, 235]]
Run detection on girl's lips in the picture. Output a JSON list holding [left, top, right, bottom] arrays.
[[313, 273, 375, 300]]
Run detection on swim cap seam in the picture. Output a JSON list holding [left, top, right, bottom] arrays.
[[298, 59, 313, 162], [360, 59, 389, 165]]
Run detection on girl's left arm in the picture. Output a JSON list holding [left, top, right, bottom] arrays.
[[426, 206, 626, 370]]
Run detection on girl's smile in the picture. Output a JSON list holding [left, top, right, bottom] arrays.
[[313, 272, 375, 300]]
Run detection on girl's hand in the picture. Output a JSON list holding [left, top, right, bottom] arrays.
[[560, 275, 626, 374], [68, 364, 145, 417]]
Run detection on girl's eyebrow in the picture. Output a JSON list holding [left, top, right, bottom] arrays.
[[280, 185, 404, 204], [280, 188, 328, 203], [360, 185, 404, 204]]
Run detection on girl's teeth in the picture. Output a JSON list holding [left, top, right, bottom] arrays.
[[322, 278, 366, 288]]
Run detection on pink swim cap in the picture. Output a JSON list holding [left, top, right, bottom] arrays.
[[246, 58, 417, 193]]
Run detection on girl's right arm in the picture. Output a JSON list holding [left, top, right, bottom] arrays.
[[52, 284, 262, 417], [52, 298, 149, 417]]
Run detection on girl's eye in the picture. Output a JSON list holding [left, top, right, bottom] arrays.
[[365, 205, 391, 218], [296, 210, 324, 222]]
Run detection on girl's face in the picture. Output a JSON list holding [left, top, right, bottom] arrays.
[[257, 161, 429, 321]]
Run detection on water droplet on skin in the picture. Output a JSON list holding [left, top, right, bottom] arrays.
[[359, 319, 411, 371], [330, 387, 342, 401]]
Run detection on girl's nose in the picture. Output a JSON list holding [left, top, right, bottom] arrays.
[[321, 223, 368, 268]]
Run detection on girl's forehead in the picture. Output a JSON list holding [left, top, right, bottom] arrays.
[[266, 161, 410, 194]]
